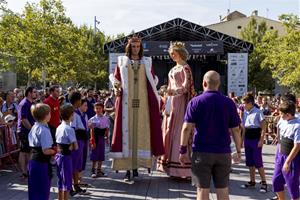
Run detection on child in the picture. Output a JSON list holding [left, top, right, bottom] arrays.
[[75, 99, 89, 185], [28, 103, 56, 200], [89, 102, 109, 178], [69, 92, 87, 196], [272, 101, 300, 200], [240, 93, 268, 193], [55, 104, 78, 200]]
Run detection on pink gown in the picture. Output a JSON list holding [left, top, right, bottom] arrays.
[[157, 64, 194, 177]]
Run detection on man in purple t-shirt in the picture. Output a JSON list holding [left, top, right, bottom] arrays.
[[17, 86, 37, 178], [179, 71, 242, 200]]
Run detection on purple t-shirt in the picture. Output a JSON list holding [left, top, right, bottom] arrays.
[[88, 115, 110, 129], [184, 91, 240, 153], [17, 98, 35, 134]]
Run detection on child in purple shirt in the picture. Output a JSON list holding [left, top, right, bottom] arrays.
[[28, 103, 56, 200], [88, 102, 109, 178], [55, 104, 78, 200]]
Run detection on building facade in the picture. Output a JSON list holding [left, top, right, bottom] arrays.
[[206, 11, 287, 39]]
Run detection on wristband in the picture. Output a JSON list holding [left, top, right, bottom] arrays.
[[90, 138, 95, 145], [179, 145, 187, 154]]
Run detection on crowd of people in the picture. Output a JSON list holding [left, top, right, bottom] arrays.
[[0, 86, 115, 199], [0, 36, 299, 200]]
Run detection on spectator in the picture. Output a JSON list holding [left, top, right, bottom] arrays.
[[65, 87, 75, 103], [16, 92, 24, 104], [1, 91, 18, 117], [0, 97, 4, 120], [44, 85, 61, 145], [86, 88, 96, 119], [44, 87, 50, 99], [17, 86, 37, 178], [58, 95, 65, 106], [260, 97, 274, 116], [14, 88, 23, 104], [228, 91, 235, 101], [13, 88, 20, 96]]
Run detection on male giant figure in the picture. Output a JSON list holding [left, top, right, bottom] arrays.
[[110, 36, 164, 181]]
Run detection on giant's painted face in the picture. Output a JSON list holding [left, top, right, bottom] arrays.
[[169, 48, 180, 62], [131, 42, 141, 57]]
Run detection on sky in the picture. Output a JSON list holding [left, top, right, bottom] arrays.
[[5, 0, 300, 36]]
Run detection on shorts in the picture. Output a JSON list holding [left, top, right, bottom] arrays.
[[244, 138, 263, 168], [272, 151, 300, 199], [191, 152, 231, 188], [18, 132, 31, 153]]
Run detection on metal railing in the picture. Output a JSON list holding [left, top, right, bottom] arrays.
[[0, 124, 20, 170]]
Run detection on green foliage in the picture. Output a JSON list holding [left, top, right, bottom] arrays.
[[241, 14, 300, 93], [106, 33, 125, 42], [0, 0, 108, 89], [240, 17, 276, 91], [261, 14, 300, 93]]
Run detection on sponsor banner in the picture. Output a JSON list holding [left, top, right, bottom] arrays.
[[142, 41, 224, 55], [186, 41, 224, 54], [109, 53, 124, 75], [227, 53, 248, 97]]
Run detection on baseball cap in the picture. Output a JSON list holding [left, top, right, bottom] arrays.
[[4, 114, 16, 123]]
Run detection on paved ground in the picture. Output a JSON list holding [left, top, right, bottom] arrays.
[[0, 145, 289, 200]]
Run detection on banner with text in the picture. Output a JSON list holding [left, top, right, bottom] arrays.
[[142, 41, 224, 55], [109, 53, 124, 75], [227, 53, 248, 97], [109, 53, 124, 88]]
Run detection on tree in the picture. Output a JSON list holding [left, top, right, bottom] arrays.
[[106, 33, 125, 42], [240, 17, 277, 92], [72, 25, 108, 89], [0, 0, 75, 85], [0, 0, 109, 88], [261, 14, 300, 93]]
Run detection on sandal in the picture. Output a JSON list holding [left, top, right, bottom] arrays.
[[78, 183, 89, 187], [124, 170, 131, 182], [97, 169, 107, 177], [240, 181, 256, 189], [266, 196, 278, 200], [259, 181, 268, 193], [20, 173, 28, 180], [74, 184, 87, 194], [91, 168, 97, 178]]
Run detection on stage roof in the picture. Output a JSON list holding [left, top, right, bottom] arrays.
[[104, 18, 253, 54]]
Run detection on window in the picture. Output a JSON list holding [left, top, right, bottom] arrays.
[[237, 25, 242, 29], [270, 26, 274, 29]]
